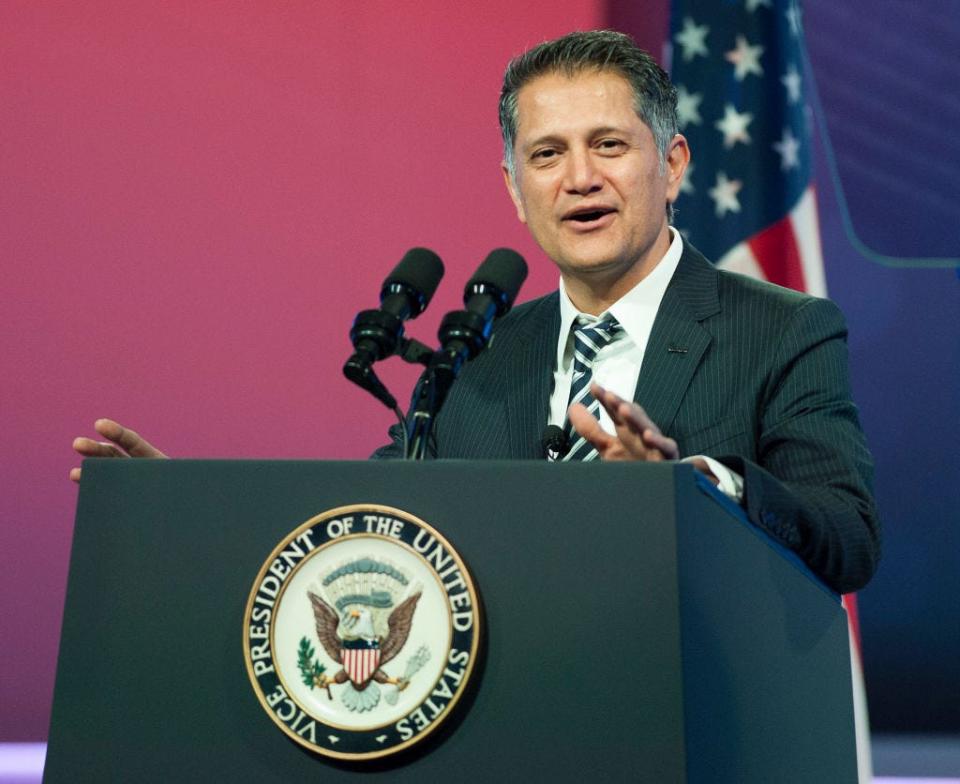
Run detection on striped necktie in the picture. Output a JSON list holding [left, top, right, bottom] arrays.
[[562, 316, 623, 462]]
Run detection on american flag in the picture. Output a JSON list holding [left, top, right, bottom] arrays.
[[666, 3, 870, 778], [668, 0, 825, 296]]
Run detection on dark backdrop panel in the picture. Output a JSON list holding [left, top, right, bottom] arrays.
[[805, 0, 960, 734]]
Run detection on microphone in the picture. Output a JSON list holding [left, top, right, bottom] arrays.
[[436, 248, 528, 364], [344, 248, 444, 410], [348, 247, 444, 365], [405, 249, 527, 459], [541, 425, 569, 460]]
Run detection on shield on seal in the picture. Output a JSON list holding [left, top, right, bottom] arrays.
[[341, 643, 381, 686]]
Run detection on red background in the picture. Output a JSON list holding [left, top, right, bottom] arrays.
[[0, 1, 669, 740]]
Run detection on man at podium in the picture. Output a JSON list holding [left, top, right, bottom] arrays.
[[71, 31, 879, 595]]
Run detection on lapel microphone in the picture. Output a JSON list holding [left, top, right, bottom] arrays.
[[541, 425, 569, 461]]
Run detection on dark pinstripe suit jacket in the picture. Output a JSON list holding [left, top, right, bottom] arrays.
[[377, 243, 880, 593]]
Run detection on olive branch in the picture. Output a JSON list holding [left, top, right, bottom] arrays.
[[297, 636, 327, 689]]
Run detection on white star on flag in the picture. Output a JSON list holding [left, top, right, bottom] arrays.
[[676, 85, 704, 127], [675, 17, 710, 62], [773, 127, 801, 170], [679, 161, 695, 195], [709, 172, 743, 217], [786, 2, 803, 37], [725, 35, 764, 81], [781, 64, 802, 104], [715, 103, 753, 148], [745, 0, 772, 11]]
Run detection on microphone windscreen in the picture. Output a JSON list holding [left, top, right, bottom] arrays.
[[541, 424, 569, 459], [384, 247, 445, 306], [465, 248, 528, 310]]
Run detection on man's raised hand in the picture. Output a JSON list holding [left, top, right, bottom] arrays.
[[70, 419, 167, 482], [567, 383, 679, 462]]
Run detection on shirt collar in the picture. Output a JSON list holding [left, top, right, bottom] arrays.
[[556, 227, 684, 369]]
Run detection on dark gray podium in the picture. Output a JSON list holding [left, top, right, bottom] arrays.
[[46, 460, 856, 782]]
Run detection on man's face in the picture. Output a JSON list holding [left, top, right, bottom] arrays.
[[503, 69, 688, 294]]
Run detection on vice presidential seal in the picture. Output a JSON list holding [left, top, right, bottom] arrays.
[[243, 505, 480, 760]]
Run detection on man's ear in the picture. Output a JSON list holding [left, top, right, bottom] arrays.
[[664, 134, 691, 204], [501, 162, 527, 224]]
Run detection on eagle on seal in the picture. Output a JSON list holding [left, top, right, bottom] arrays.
[[307, 590, 421, 712]]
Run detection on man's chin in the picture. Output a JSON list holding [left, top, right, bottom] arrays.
[[557, 254, 631, 279]]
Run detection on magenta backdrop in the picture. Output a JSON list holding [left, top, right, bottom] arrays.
[[0, 1, 668, 740]]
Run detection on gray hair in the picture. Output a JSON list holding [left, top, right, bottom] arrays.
[[499, 30, 679, 177]]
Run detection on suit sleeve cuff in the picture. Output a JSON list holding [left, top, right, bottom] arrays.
[[682, 455, 744, 503]]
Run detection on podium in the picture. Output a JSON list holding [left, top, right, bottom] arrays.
[[45, 460, 857, 782]]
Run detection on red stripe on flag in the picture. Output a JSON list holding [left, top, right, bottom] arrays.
[[747, 216, 807, 292], [843, 594, 862, 654]]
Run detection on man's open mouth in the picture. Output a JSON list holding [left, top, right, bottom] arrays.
[[564, 206, 617, 224]]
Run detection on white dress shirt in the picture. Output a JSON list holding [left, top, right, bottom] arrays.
[[548, 229, 744, 501]]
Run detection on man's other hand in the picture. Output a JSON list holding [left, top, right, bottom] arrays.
[[70, 419, 167, 483], [568, 383, 679, 462]]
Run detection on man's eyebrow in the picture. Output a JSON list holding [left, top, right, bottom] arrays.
[[590, 126, 627, 137], [524, 126, 630, 150], [524, 133, 567, 150]]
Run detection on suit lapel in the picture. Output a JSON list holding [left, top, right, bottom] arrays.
[[492, 243, 718, 457], [503, 294, 560, 458], [633, 244, 720, 434]]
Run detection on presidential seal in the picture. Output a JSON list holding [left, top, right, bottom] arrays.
[[243, 504, 480, 760]]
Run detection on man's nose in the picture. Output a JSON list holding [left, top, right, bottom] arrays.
[[563, 149, 603, 194]]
